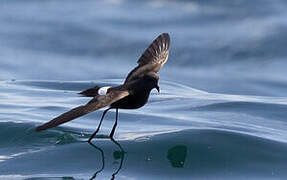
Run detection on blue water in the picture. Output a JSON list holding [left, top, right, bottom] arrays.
[[1, 0, 287, 179]]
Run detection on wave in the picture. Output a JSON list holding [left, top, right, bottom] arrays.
[[1, 127, 287, 179], [2, 80, 287, 142], [1, 80, 287, 179]]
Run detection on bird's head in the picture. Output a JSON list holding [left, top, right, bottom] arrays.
[[143, 72, 160, 93]]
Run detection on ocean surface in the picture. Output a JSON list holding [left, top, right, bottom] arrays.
[[1, 0, 287, 179]]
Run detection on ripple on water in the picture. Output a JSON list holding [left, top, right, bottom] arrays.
[[1, 80, 287, 179]]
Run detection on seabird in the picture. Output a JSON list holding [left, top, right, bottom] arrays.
[[35, 33, 170, 142]]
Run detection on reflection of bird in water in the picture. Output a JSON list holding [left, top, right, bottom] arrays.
[[89, 143, 187, 179], [89, 138, 125, 180], [110, 138, 125, 180], [35, 33, 170, 144], [89, 142, 105, 180], [167, 145, 187, 168]]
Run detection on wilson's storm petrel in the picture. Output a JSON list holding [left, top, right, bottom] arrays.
[[35, 33, 170, 142]]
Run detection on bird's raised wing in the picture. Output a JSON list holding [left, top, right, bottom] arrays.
[[35, 90, 129, 131], [124, 33, 170, 83]]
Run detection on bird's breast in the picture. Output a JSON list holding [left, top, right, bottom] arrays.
[[110, 92, 150, 109]]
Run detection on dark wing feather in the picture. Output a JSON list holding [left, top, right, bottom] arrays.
[[125, 33, 170, 83], [35, 90, 129, 131]]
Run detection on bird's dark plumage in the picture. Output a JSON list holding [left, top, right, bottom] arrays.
[[78, 86, 101, 97], [36, 89, 129, 131], [125, 33, 170, 83], [35, 33, 170, 134]]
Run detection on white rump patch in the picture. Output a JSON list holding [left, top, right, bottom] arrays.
[[98, 86, 111, 95]]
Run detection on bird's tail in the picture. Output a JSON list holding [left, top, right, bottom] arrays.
[[35, 105, 91, 132], [78, 86, 101, 97]]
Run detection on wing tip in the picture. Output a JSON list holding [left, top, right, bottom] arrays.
[[160, 33, 170, 41], [35, 125, 46, 132], [158, 32, 170, 50], [136, 32, 170, 65]]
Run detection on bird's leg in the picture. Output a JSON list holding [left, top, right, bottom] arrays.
[[88, 108, 111, 143], [108, 109, 126, 179], [109, 108, 118, 139]]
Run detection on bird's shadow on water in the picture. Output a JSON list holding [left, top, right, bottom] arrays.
[[88, 137, 125, 180]]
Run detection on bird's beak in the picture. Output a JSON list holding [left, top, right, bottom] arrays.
[[155, 85, 160, 93]]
